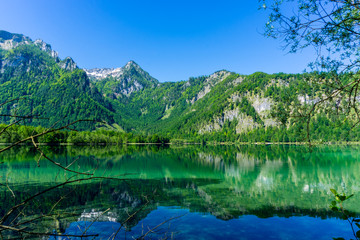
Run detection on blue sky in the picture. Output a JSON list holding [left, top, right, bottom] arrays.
[[0, 0, 315, 82]]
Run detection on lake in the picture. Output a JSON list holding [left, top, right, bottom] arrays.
[[0, 145, 359, 239]]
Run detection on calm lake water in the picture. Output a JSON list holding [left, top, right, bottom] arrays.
[[1, 145, 359, 239]]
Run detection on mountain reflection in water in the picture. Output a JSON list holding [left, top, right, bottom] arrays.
[[0, 145, 359, 239]]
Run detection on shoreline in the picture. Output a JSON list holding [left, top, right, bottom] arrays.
[[1, 141, 360, 146]]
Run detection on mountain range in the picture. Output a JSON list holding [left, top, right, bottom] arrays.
[[0, 30, 357, 142]]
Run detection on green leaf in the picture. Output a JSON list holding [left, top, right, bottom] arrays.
[[346, 194, 354, 199], [330, 189, 338, 195], [355, 223, 360, 229], [356, 230, 360, 238], [353, 219, 360, 222], [331, 201, 337, 206]]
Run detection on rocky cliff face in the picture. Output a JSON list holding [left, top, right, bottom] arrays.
[[188, 71, 231, 104], [0, 30, 32, 50], [34, 39, 59, 60], [249, 95, 278, 127], [0, 30, 79, 71], [199, 109, 259, 134], [59, 57, 77, 71]]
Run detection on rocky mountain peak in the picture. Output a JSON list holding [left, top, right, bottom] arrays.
[[124, 60, 139, 69], [85, 61, 159, 98], [59, 57, 77, 71], [0, 30, 61, 64], [0, 30, 31, 50], [208, 70, 230, 81], [0, 30, 31, 42], [34, 39, 59, 59], [84, 60, 156, 83]]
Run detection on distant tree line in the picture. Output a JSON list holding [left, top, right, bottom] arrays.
[[0, 124, 169, 144]]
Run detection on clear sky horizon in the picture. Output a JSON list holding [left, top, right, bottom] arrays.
[[0, 0, 316, 82]]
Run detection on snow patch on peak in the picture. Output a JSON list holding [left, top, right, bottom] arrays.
[[84, 61, 142, 81], [84, 67, 125, 80]]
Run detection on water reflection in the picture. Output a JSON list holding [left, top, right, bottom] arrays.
[[1, 145, 360, 239]]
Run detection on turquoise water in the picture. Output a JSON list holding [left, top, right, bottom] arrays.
[[1, 145, 359, 239]]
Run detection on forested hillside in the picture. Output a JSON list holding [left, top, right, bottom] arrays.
[[0, 30, 116, 130], [1, 30, 359, 142], [108, 69, 360, 143]]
